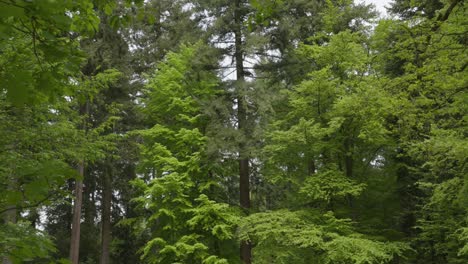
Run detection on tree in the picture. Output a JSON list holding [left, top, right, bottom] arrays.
[[372, 0, 467, 262], [0, 95, 84, 263], [129, 43, 240, 263], [190, 1, 379, 262], [68, 69, 123, 264], [252, 28, 408, 263], [0, 0, 101, 104]]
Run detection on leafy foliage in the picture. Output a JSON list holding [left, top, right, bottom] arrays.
[[128, 44, 239, 263], [0, 221, 57, 263], [1, 0, 466, 263], [239, 210, 408, 264]]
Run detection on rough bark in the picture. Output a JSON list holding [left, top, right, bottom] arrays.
[[69, 99, 89, 264], [100, 165, 112, 264], [234, 0, 252, 263]]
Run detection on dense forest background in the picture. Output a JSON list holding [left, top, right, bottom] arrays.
[[0, 0, 466, 263]]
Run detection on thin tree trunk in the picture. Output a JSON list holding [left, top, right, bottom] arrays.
[[69, 162, 84, 264], [344, 138, 353, 178], [239, 159, 251, 264], [100, 165, 112, 264], [70, 99, 89, 264], [234, 0, 252, 263], [83, 169, 96, 227], [66, 179, 74, 230], [344, 137, 358, 220], [308, 158, 316, 176]]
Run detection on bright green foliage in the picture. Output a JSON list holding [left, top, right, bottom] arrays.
[[0, 101, 80, 212], [0, 0, 98, 103], [255, 26, 409, 263], [0, 98, 81, 262], [0, 66, 122, 262], [239, 210, 407, 264], [459, 223, 468, 257], [0, 0, 141, 104], [371, 0, 467, 262], [245, 0, 376, 85], [263, 30, 394, 202], [299, 169, 366, 203], [186, 194, 239, 241], [70, 69, 124, 162], [129, 44, 239, 263], [410, 127, 467, 263]]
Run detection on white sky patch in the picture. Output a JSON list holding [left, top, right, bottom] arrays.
[[370, 154, 386, 168]]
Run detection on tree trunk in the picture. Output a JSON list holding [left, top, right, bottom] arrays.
[[70, 162, 84, 264], [239, 158, 251, 264], [234, 0, 252, 263], [344, 137, 358, 219], [308, 158, 316, 176], [100, 165, 112, 264], [70, 99, 89, 264], [66, 179, 74, 230], [344, 138, 353, 178]]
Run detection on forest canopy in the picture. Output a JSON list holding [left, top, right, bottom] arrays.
[[0, 0, 466, 263]]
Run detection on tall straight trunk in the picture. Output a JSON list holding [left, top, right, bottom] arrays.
[[66, 179, 74, 230], [69, 162, 84, 264], [234, 0, 251, 263], [70, 101, 88, 264], [100, 165, 112, 264]]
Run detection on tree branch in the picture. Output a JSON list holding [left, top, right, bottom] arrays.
[[0, 193, 55, 215]]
